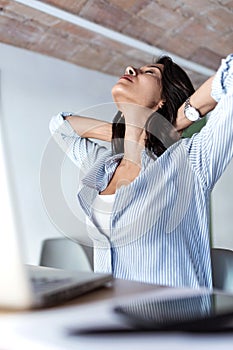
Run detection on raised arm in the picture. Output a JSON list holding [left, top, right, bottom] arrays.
[[175, 75, 217, 132], [64, 115, 112, 142], [49, 113, 111, 173], [180, 53, 233, 190]]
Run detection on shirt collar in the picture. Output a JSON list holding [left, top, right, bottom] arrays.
[[82, 149, 156, 191]]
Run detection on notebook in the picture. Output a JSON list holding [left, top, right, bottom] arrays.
[[0, 114, 112, 310]]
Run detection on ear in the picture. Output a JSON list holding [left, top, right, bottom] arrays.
[[158, 99, 166, 109], [151, 99, 166, 112]]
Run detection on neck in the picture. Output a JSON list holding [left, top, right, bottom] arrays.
[[123, 124, 145, 166], [117, 104, 156, 165]]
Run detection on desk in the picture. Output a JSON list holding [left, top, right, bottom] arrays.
[[55, 277, 163, 308], [0, 279, 233, 350]]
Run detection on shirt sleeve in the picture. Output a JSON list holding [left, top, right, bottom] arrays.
[[182, 53, 233, 191], [49, 113, 107, 173], [211, 54, 233, 102]]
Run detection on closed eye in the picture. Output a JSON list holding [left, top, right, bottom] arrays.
[[144, 69, 161, 79], [142, 65, 163, 79], [145, 70, 155, 74]]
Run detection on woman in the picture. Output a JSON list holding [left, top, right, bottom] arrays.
[[50, 54, 233, 289]]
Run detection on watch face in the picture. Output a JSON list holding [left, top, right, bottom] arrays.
[[185, 106, 200, 122]]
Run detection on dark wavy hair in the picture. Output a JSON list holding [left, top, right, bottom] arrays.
[[112, 56, 195, 157]]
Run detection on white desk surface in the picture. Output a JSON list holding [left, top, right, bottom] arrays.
[[0, 279, 233, 350]]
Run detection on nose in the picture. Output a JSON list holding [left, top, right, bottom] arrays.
[[125, 66, 137, 76]]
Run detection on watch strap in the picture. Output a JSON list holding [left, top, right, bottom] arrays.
[[61, 112, 74, 120]]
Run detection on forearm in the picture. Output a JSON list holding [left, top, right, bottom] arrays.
[[65, 115, 112, 142], [175, 76, 217, 132]]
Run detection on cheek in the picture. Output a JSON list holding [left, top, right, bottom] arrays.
[[142, 89, 161, 108], [151, 87, 163, 106], [142, 80, 162, 103]]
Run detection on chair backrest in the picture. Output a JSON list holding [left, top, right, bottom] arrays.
[[40, 238, 93, 272], [211, 248, 233, 292]]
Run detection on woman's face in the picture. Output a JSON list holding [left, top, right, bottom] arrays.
[[112, 63, 164, 111]]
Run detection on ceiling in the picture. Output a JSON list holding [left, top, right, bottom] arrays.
[[0, 0, 233, 87]]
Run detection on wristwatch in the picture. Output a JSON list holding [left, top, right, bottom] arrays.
[[184, 97, 201, 122]]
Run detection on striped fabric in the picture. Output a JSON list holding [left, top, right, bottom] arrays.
[[50, 54, 233, 289]]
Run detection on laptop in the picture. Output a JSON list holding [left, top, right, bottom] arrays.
[[0, 115, 112, 310]]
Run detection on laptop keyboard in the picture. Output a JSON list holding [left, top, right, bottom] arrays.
[[31, 276, 72, 293]]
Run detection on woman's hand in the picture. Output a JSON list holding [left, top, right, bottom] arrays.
[[175, 76, 217, 132]]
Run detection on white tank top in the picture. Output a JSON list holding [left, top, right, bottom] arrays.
[[92, 194, 115, 237]]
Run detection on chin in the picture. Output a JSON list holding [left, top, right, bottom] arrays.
[[111, 83, 127, 99], [111, 85, 119, 99]]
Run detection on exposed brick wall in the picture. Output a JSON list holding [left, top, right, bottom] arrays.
[[0, 0, 232, 87]]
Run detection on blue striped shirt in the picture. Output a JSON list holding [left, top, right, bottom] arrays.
[[50, 54, 233, 289]]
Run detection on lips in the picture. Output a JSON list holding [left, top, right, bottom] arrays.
[[119, 75, 133, 82]]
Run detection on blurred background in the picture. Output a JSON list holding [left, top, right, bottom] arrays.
[[0, 0, 232, 264]]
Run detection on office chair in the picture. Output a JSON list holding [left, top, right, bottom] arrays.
[[211, 248, 233, 292], [40, 240, 233, 291], [40, 237, 93, 272]]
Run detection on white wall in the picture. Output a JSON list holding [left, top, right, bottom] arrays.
[[212, 161, 233, 250], [0, 43, 117, 264]]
